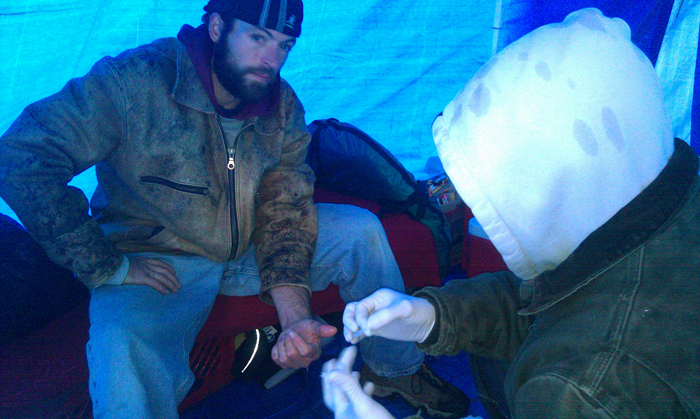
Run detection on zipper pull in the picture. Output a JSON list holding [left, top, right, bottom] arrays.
[[227, 147, 235, 170]]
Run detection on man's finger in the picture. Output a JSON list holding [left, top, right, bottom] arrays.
[[145, 261, 174, 274], [271, 342, 281, 364], [286, 330, 317, 358], [276, 336, 306, 369], [150, 271, 181, 293], [143, 277, 171, 295], [150, 269, 181, 290], [272, 341, 293, 369], [142, 260, 180, 288], [316, 324, 338, 339], [126, 257, 181, 294]]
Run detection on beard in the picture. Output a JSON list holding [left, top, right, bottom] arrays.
[[212, 37, 276, 104]]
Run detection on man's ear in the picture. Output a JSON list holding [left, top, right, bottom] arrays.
[[208, 12, 224, 43]]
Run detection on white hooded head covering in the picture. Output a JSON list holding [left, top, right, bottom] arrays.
[[433, 8, 674, 280]]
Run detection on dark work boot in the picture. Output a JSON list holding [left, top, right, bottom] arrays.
[[361, 362, 471, 418]]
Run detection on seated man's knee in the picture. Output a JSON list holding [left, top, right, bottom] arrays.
[[321, 204, 386, 245], [89, 319, 143, 351]]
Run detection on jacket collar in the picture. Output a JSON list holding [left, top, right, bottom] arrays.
[[172, 24, 281, 124], [520, 138, 699, 315]]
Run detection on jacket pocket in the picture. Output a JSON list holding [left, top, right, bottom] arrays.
[[140, 176, 211, 196]]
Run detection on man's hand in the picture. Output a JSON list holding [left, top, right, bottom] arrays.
[[269, 285, 337, 369], [123, 256, 181, 294], [322, 345, 395, 419], [272, 318, 337, 369], [343, 288, 436, 344]]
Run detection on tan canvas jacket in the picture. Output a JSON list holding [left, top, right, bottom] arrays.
[[0, 37, 317, 301]]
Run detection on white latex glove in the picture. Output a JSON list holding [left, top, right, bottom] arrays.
[[342, 288, 436, 344], [322, 345, 395, 419]]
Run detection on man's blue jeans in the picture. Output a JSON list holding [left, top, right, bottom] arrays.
[[87, 203, 424, 418]]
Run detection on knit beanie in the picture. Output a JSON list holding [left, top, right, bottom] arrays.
[[204, 0, 303, 37]]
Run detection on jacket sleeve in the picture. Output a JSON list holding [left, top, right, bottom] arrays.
[[414, 271, 535, 361], [253, 90, 318, 304], [0, 57, 126, 288]]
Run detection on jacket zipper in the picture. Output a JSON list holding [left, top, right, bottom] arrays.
[[227, 145, 238, 260], [227, 147, 235, 170], [218, 115, 239, 260]]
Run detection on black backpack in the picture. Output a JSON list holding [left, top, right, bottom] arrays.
[[307, 118, 451, 278]]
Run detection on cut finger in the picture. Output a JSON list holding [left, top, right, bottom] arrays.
[[279, 336, 306, 369], [287, 330, 319, 359]]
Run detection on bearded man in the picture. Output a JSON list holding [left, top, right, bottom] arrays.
[[0, 1, 469, 418]]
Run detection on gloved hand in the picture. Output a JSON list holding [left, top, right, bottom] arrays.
[[322, 345, 395, 419], [342, 288, 436, 344]]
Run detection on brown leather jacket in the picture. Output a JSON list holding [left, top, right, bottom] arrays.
[[0, 37, 317, 300]]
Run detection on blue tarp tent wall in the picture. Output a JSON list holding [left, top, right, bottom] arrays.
[[1, 0, 698, 222]]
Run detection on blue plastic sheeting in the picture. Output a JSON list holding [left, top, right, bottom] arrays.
[[282, 0, 496, 178], [0, 0, 496, 220], [1, 0, 698, 222], [695, 35, 700, 152], [654, 0, 700, 154], [494, 0, 675, 64], [0, 1, 495, 177]]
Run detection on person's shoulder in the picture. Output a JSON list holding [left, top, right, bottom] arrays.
[[110, 37, 180, 66], [95, 37, 180, 84], [278, 78, 296, 96], [278, 78, 305, 111]]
